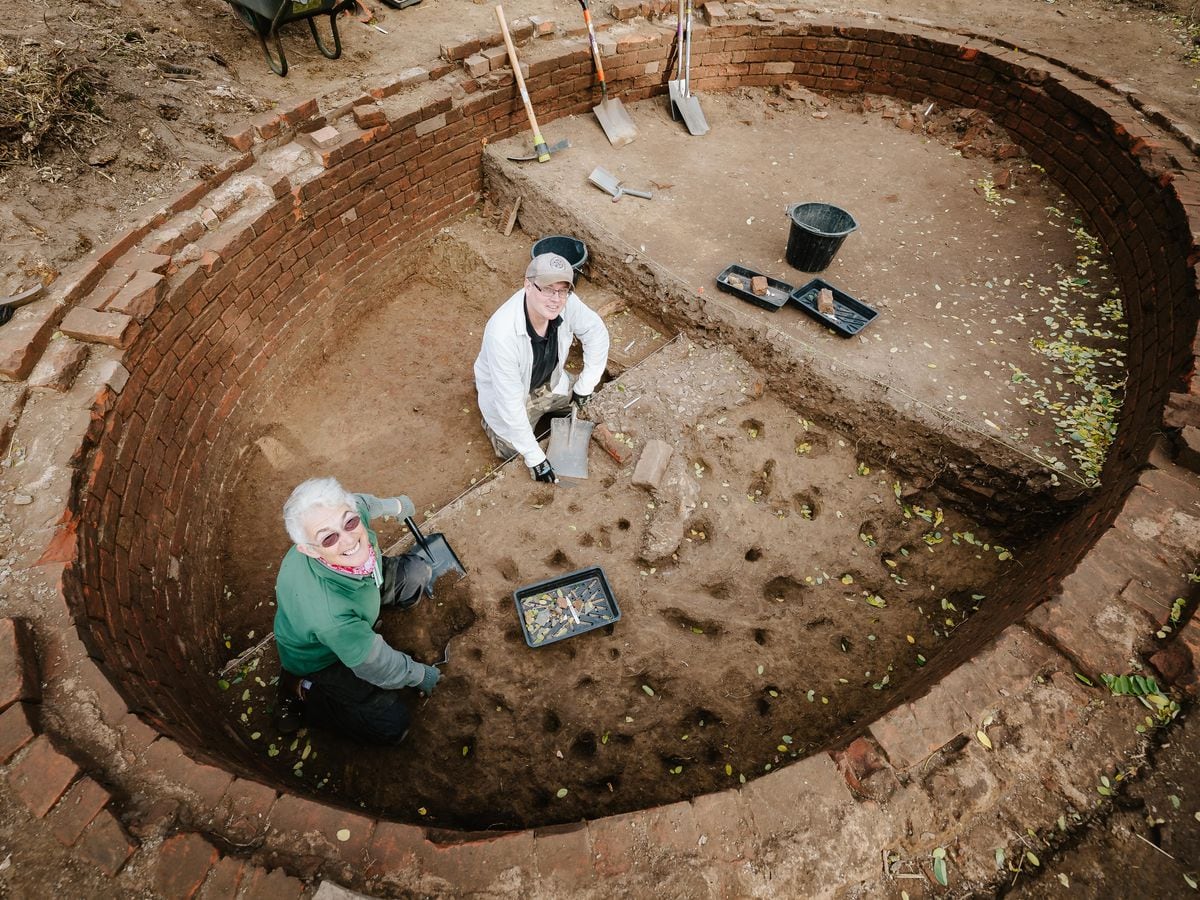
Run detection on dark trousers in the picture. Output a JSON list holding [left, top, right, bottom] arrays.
[[303, 661, 411, 745]]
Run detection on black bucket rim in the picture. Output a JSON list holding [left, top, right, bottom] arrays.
[[531, 235, 589, 272], [785, 202, 859, 239]]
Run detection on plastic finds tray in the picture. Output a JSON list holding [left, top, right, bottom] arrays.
[[715, 264, 793, 311], [514, 567, 621, 648], [790, 277, 879, 337]]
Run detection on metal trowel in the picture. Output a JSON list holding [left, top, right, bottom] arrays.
[[547, 409, 594, 479]]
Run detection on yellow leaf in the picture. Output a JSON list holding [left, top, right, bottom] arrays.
[[976, 730, 993, 749]]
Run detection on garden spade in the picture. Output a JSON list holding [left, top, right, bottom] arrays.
[[547, 409, 594, 480], [404, 516, 466, 597], [579, 0, 637, 146], [668, 0, 708, 135]]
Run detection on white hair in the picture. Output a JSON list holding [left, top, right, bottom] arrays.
[[283, 477, 357, 545]]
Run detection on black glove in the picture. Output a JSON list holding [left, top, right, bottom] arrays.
[[531, 460, 558, 483], [419, 664, 441, 695], [571, 391, 591, 411]]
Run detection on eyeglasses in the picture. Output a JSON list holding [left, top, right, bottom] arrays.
[[313, 514, 361, 548], [532, 282, 570, 299]]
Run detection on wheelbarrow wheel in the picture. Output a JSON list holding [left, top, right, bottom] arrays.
[[308, 11, 344, 59]]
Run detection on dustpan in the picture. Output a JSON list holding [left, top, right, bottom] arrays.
[[579, 0, 637, 146], [404, 516, 466, 597], [547, 410, 594, 479]]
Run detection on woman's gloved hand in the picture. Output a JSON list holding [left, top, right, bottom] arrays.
[[419, 664, 441, 695]]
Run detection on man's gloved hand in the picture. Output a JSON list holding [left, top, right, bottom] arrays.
[[531, 460, 558, 483], [571, 391, 591, 412], [419, 664, 441, 695]]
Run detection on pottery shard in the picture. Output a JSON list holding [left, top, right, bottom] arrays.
[[632, 439, 673, 490], [750, 275, 768, 296]]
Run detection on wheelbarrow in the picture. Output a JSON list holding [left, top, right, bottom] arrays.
[[225, 0, 357, 76]]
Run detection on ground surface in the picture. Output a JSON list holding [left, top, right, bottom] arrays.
[[2, 0, 1199, 895]]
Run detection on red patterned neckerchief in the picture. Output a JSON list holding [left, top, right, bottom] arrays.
[[318, 543, 377, 578]]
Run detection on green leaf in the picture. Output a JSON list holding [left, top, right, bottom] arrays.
[[1184, 873, 1198, 890], [217, 679, 230, 690], [932, 856, 948, 886], [932, 847, 947, 859], [1074, 672, 1094, 686], [995, 848, 1005, 868], [642, 684, 655, 696], [556, 788, 569, 798], [1026, 851, 1040, 867]]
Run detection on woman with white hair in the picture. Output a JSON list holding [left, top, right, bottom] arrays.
[[272, 476, 439, 744]]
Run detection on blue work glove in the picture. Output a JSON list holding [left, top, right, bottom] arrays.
[[531, 460, 558, 483], [571, 391, 591, 411], [419, 664, 441, 695]]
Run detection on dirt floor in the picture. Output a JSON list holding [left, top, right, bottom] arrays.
[[2, 0, 1200, 895]]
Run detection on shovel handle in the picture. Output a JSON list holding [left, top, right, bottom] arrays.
[[404, 516, 434, 560], [578, 0, 608, 99], [496, 5, 551, 162]]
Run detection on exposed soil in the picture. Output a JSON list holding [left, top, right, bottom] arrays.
[[1, 0, 1198, 894]]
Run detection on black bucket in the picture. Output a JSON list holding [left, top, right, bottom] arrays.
[[785, 203, 858, 272], [531, 235, 588, 274]]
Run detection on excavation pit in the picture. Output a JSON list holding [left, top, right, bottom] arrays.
[[206, 88, 1122, 830], [35, 15, 1198, 894]]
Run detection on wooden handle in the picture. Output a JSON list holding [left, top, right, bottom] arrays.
[[495, 5, 550, 162]]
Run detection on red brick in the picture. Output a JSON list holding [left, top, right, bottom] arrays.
[[9, 735, 78, 818], [222, 125, 254, 152], [463, 53, 490, 78], [75, 809, 136, 876], [27, 337, 88, 392], [703, 1, 727, 24], [417, 830, 536, 893], [214, 778, 277, 844], [198, 855, 245, 899], [58, 307, 135, 349], [0, 618, 40, 708], [105, 269, 165, 321], [266, 794, 375, 866], [353, 104, 387, 129], [365, 820, 425, 877], [277, 96, 319, 126], [744, 753, 854, 836], [141, 737, 234, 808], [155, 832, 219, 899], [610, 0, 640, 20], [0, 702, 35, 764], [642, 800, 701, 854], [0, 299, 61, 380], [532, 823, 591, 889], [691, 789, 758, 862], [239, 865, 306, 899], [48, 776, 112, 846], [587, 812, 641, 876], [441, 35, 481, 61]]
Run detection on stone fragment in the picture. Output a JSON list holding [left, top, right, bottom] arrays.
[[309, 126, 341, 149], [631, 439, 673, 490], [641, 461, 700, 564], [703, 1, 727, 24]]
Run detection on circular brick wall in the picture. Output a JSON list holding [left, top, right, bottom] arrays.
[[53, 13, 1199, 858]]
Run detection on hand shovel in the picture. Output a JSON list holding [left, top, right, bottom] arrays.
[[588, 166, 652, 202]]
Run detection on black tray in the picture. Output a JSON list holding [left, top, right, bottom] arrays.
[[715, 264, 793, 311], [790, 278, 878, 337], [514, 567, 621, 648]]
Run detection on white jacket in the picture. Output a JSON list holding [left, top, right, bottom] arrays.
[[474, 288, 610, 467]]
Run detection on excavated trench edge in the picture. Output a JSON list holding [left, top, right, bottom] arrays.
[[15, 13, 1198, 895]]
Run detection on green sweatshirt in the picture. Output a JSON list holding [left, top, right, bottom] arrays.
[[274, 493, 409, 675]]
